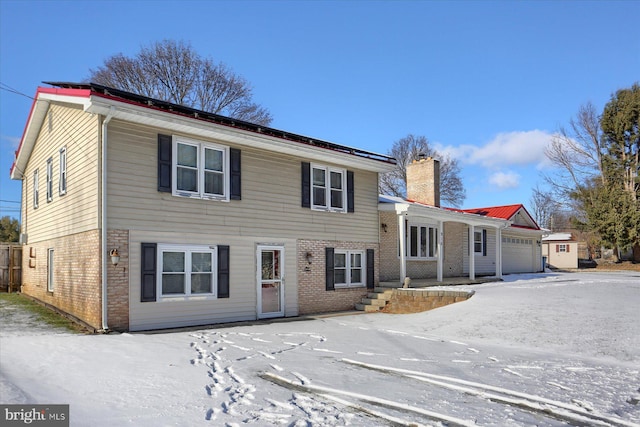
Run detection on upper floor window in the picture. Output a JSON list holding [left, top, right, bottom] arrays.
[[33, 169, 39, 209], [59, 147, 67, 195], [334, 250, 365, 287], [404, 222, 438, 259], [173, 137, 229, 201], [46, 158, 53, 202], [311, 164, 346, 212]]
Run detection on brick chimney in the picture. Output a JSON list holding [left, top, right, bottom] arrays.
[[406, 156, 440, 207]]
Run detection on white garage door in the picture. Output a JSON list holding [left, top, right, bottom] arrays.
[[503, 236, 535, 274]]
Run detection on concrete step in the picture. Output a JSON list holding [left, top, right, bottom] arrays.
[[374, 287, 397, 293], [361, 298, 387, 307], [355, 303, 382, 312], [367, 292, 392, 300]]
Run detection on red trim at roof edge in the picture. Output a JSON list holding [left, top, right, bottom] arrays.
[[10, 87, 93, 177]]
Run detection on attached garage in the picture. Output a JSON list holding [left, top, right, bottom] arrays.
[[502, 235, 537, 274], [461, 205, 543, 275]]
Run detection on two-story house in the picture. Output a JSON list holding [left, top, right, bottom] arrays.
[[10, 82, 396, 332]]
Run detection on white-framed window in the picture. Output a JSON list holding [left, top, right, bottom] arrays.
[[157, 244, 217, 299], [46, 158, 53, 202], [474, 231, 483, 253], [334, 250, 365, 287], [173, 136, 229, 201], [59, 147, 67, 195], [311, 164, 346, 212], [558, 244, 567, 252], [404, 222, 438, 259], [33, 169, 39, 209], [47, 248, 54, 292]]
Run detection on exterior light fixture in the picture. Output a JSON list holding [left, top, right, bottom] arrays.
[[305, 252, 314, 264], [110, 249, 120, 266]]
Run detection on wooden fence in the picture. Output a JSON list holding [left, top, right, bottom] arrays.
[[0, 244, 22, 292]]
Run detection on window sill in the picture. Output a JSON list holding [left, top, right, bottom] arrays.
[[158, 294, 217, 302], [334, 284, 366, 289]]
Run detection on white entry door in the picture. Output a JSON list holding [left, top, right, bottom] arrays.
[[257, 245, 285, 319]]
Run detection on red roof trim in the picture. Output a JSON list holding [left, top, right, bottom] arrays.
[[10, 87, 93, 176]]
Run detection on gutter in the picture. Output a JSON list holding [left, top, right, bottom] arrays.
[[100, 107, 115, 332]]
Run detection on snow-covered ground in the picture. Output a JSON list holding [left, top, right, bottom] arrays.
[[1, 271, 639, 426]]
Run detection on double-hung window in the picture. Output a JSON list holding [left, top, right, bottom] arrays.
[[334, 250, 365, 287], [33, 169, 39, 209], [46, 158, 53, 202], [158, 244, 217, 299], [474, 231, 483, 253], [173, 137, 229, 201], [311, 164, 346, 212], [405, 223, 438, 259], [59, 147, 67, 195]]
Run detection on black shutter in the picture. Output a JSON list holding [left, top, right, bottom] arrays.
[[141, 243, 157, 302], [230, 148, 241, 200], [347, 170, 354, 213], [482, 229, 487, 256], [218, 245, 230, 298], [325, 247, 335, 291], [366, 248, 375, 289], [301, 162, 311, 208], [158, 134, 172, 192]]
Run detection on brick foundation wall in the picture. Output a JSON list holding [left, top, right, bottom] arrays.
[[106, 229, 129, 331], [21, 229, 102, 329], [297, 239, 379, 314], [382, 288, 474, 314]]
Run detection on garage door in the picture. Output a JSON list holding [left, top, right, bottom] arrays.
[[503, 236, 535, 274]]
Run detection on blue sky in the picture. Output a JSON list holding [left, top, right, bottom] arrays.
[[1, 0, 638, 220]]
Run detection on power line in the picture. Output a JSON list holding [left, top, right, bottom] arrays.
[[0, 82, 35, 100], [0, 199, 20, 203]]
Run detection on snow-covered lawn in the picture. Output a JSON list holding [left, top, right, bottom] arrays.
[[1, 271, 639, 426]]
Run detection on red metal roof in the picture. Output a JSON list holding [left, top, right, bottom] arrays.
[[459, 204, 525, 220]]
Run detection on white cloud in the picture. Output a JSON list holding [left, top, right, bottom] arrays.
[[488, 171, 520, 189], [1, 134, 21, 151], [435, 130, 555, 169]]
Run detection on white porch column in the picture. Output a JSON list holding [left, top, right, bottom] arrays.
[[468, 224, 475, 281], [495, 226, 503, 279], [437, 220, 443, 282], [397, 213, 407, 285]]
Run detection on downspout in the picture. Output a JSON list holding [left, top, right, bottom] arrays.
[[100, 107, 115, 332]]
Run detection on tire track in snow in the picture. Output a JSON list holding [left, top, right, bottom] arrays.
[[261, 371, 476, 427], [342, 358, 638, 427]]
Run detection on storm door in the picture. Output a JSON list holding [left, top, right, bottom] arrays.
[[257, 246, 285, 318]]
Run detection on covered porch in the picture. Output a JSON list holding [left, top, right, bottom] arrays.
[[379, 195, 511, 285]]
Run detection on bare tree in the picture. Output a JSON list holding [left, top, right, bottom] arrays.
[[89, 40, 273, 126], [529, 185, 561, 229], [544, 102, 605, 201], [380, 134, 466, 207]]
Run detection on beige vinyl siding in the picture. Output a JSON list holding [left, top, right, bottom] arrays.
[[128, 230, 298, 331], [20, 104, 100, 243], [106, 120, 380, 242]]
